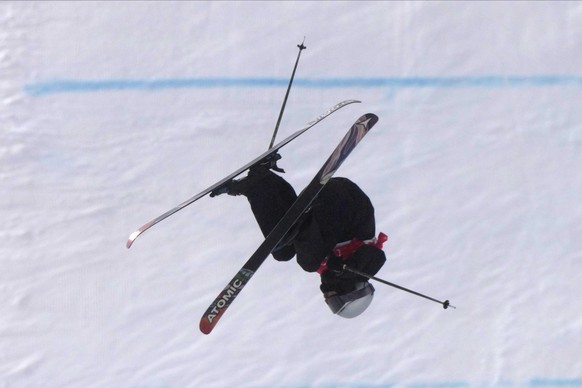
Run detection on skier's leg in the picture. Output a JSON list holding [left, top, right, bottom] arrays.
[[232, 167, 297, 261]]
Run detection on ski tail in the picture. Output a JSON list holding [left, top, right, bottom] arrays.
[[199, 269, 254, 335], [199, 113, 378, 335]]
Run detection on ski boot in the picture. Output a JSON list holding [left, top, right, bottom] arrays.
[[210, 153, 283, 197], [259, 152, 285, 173]]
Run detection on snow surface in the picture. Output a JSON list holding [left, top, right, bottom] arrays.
[[2, 1, 582, 387]]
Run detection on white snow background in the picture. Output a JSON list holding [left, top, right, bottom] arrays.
[[2, 1, 582, 387]]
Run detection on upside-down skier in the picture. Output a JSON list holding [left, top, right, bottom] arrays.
[[211, 157, 387, 318]]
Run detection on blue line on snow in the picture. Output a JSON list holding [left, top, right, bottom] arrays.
[[24, 76, 582, 96], [529, 379, 582, 387]]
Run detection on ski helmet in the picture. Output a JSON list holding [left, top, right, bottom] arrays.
[[325, 281, 375, 318]]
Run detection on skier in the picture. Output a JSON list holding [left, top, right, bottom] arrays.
[[211, 158, 387, 318]]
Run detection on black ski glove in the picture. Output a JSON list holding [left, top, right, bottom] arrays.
[[326, 255, 346, 273]]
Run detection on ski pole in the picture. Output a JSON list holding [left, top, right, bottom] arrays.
[[343, 265, 456, 310], [268, 38, 307, 150]]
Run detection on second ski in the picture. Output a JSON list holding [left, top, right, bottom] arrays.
[[200, 113, 379, 335]]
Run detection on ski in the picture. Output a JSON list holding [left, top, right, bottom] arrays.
[[126, 99, 360, 249], [199, 113, 378, 335]]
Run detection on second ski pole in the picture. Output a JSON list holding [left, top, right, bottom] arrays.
[[343, 265, 456, 310]]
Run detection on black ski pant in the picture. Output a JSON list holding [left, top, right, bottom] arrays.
[[242, 170, 298, 262]]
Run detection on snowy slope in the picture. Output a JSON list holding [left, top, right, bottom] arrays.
[[2, 1, 582, 387]]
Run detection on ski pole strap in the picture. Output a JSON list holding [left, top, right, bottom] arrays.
[[317, 232, 388, 274]]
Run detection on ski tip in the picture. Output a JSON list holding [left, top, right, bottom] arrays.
[[362, 113, 379, 126], [351, 113, 378, 135], [126, 230, 141, 249], [357, 113, 379, 132]]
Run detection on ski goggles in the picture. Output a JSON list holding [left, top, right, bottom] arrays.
[[325, 282, 375, 318]]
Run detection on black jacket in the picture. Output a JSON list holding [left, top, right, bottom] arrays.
[[241, 169, 386, 294], [292, 177, 376, 271]]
